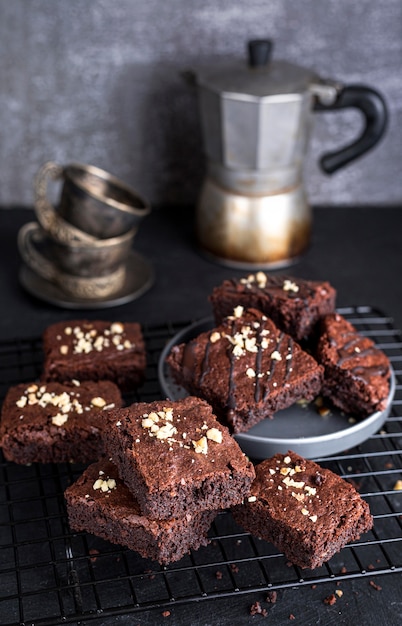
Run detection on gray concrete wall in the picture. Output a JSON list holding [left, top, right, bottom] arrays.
[[1, 0, 401, 209]]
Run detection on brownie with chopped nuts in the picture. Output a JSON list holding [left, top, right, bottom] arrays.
[[166, 308, 323, 433], [315, 313, 391, 417], [65, 459, 217, 566], [99, 396, 255, 520], [42, 320, 146, 391], [232, 451, 373, 569], [209, 273, 336, 342], [0, 380, 122, 464]]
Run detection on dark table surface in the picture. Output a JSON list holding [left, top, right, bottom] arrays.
[[0, 206, 401, 625]]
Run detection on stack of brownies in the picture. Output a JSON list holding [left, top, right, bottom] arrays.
[[0, 320, 146, 465], [65, 396, 255, 565]]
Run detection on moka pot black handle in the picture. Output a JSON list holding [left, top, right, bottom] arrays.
[[314, 85, 388, 174]]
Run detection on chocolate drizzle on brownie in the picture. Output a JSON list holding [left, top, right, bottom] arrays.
[[329, 329, 389, 383], [316, 313, 391, 417], [167, 307, 323, 433]]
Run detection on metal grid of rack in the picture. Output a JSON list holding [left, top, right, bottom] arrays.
[[0, 307, 401, 625]]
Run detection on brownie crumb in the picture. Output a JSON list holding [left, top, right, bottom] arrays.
[[250, 601, 267, 616], [215, 570, 223, 580], [289, 614, 295, 620], [324, 594, 337, 605], [88, 549, 99, 563], [266, 590, 277, 604], [369, 580, 382, 591], [340, 566, 347, 574], [162, 610, 171, 617], [314, 471, 325, 486], [230, 563, 239, 573], [311, 584, 317, 589]]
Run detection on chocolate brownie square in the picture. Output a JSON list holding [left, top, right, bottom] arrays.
[[232, 451, 373, 569], [0, 380, 122, 464], [42, 320, 146, 391], [166, 307, 323, 433], [99, 396, 255, 520], [210, 273, 336, 342], [65, 460, 217, 565], [316, 313, 391, 417]]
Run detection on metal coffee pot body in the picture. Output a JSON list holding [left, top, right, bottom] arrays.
[[194, 40, 387, 268]]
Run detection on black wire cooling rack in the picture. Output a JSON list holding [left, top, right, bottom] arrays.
[[0, 307, 401, 625]]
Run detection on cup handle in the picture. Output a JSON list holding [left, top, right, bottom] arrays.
[[34, 161, 97, 245], [34, 161, 65, 235], [18, 222, 57, 283]]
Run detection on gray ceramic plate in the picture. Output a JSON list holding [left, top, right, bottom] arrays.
[[19, 250, 154, 309], [158, 317, 395, 460]]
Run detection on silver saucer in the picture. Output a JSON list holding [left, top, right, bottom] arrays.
[[19, 250, 154, 309], [158, 317, 395, 460]]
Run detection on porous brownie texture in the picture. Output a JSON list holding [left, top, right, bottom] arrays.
[[232, 451, 373, 569], [209, 273, 336, 342], [316, 313, 391, 417], [0, 380, 122, 464], [99, 396, 255, 520], [166, 307, 323, 433], [65, 460, 217, 566], [42, 320, 146, 391]]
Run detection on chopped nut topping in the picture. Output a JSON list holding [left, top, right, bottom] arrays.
[[210, 331, 221, 343], [283, 476, 305, 489], [156, 423, 177, 439], [163, 408, 173, 420], [206, 427, 222, 443], [192, 436, 208, 454], [309, 515, 318, 523], [111, 322, 124, 334], [60, 345, 69, 355], [291, 491, 305, 502], [283, 279, 299, 293], [270, 350, 282, 361], [52, 413, 68, 426], [247, 495, 257, 502], [393, 480, 402, 490], [301, 508, 309, 516], [283, 456, 291, 464], [246, 367, 256, 378], [255, 271, 267, 288], [280, 467, 291, 476], [142, 417, 154, 429], [305, 486, 317, 496], [91, 397, 106, 408], [16, 396, 27, 408], [64, 327, 72, 335], [233, 305, 244, 318], [93, 476, 117, 492]]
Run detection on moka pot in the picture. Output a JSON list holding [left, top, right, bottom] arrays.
[[194, 39, 388, 268]]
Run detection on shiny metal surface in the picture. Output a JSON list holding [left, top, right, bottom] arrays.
[[17, 222, 138, 298], [35, 161, 151, 240], [196, 178, 311, 267], [19, 250, 154, 309], [194, 44, 385, 268]]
